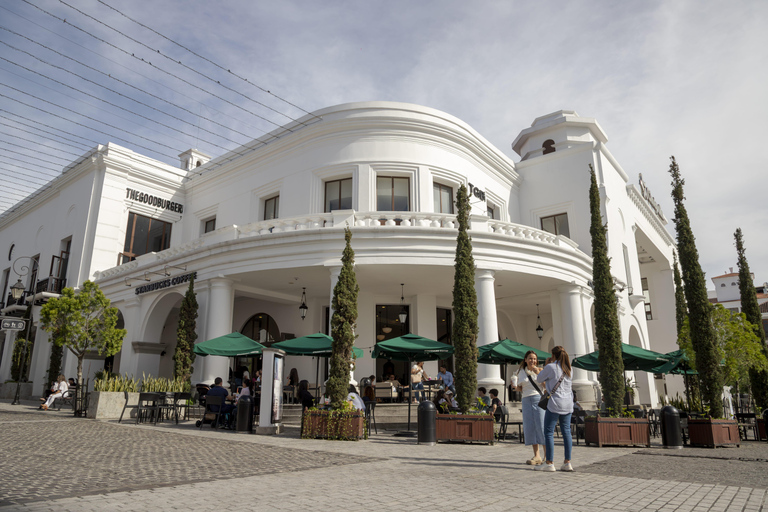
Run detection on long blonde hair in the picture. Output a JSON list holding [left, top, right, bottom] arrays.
[[551, 346, 571, 377], [57, 374, 66, 383]]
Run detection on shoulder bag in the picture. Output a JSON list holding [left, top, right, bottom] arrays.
[[526, 371, 543, 395], [538, 371, 565, 411]]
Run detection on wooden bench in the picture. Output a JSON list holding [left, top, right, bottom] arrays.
[[55, 388, 77, 411]]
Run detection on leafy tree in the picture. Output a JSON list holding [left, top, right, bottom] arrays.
[[173, 276, 198, 384], [451, 184, 478, 413], [679, 305, 768, 390], [588, 165, 625, 414], [327, 228, 359, 409], [669, 156, 723, 416], [734, 228, 768, 410], [39, 280, 126, 388]]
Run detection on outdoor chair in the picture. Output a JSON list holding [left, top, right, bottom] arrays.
[[136, 392, 161, 425], [735, 413, 758, 441], [648, 409, 661, 437], [363, 398, 377, 435], [496, 405, 509, 442], [173, 392, 192, 423], [118, 390, 139, 423], [571, 410, 586, 445], [197, 395, 224, 429], [55, 388, 77, 412]]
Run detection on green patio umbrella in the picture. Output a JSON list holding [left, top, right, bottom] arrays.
[[652, 349, 698, 409], [572, 343, 669, 372], [371, 334, 455, 431], [193, 332, 264, 357], [272, 333, 364, 400], [477, 339, 550, 404]]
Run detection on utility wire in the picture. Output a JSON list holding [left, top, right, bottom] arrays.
[[96, 0, 322, 122], [0, 167, 50, 187], [0, 130, 84, 159], [0, 153, 63, 175], [0, 146, 68, 170], [0, 110, 100, 149], [0, 118, 91, 151]]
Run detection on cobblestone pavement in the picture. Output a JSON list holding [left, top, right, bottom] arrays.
[[1, 401, 766, 512]]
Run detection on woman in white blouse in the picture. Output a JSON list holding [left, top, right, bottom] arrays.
[[514, 351, 547, 465], [41, 374, 68, 411]]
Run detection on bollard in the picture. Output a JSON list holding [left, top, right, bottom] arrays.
[[660, 405, 683, 449], [763, 409, 768, 442], [236, 395, 254, 433], [417, 400, 437, 445]]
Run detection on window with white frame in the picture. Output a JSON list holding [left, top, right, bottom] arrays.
[[541, 213, 570, 237], [324, 178, 353, 212], [487, 203, 498, 220], [433, 182, 454, 214], [264, 195, 279, 220], [377, 176, 410, 211], [642, 277, 652, 320]]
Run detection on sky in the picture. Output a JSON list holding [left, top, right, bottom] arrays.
[[0, 0, 766, 288]]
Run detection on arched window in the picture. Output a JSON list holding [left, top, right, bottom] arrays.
[[542, 139, 556, 155], [241, 313, 281, 345]]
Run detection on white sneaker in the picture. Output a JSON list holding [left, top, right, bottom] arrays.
[[536, 463, 556, 472], [560, 462, 574, 472]]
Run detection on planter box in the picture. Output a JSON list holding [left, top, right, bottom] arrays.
[[436, 414, 494, 444], [585, 416, 651, 447], [302, 410, 365, 440], [87, 391, 140, 420], [0, 382, 33, 400], [688, 418, 739, 447], [758, 419, 766, 442]]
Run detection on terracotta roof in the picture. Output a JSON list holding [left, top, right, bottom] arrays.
[[712, 273, 739, 279]]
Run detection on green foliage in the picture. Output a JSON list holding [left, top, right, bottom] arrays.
[[93, 373, 139, 392], [673, 252, 687, 337], [93, 373, 191, 393], [45, 333, 64, 390], [39, 280, 127, 387], [734, 228, 768, 410], [588, 165, 625, 415], [327, 228, 359, 410], [10, 336, 33, 382], [451, 184, 478, 413], [173, 276, 198, 384], [678, 305, 768, 390], [669, 156, 723, 417], [301, 409, 367, 441]]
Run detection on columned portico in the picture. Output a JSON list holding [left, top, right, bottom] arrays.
[[476, 269, 503, 388], [116, 299, 142, 377], [557, 284, 597, 406], [201, 278, 235, 384]]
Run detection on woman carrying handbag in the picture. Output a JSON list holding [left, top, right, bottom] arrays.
[[514, 351, 547, 465], [535, 346, 574, 472]]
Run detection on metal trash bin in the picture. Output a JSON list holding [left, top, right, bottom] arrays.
[[236, 395, 254, 433], [661, 405, 683, 449], [763, 409, 768, 442], [417, 400, 437, 445]]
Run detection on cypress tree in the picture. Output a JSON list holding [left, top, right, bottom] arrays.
[[673, 252, 687, 337], [669, 156, 723, 417], [173, 276, 198, 383], [451, 184, 478, 413], [735, 228, 768, 410], [588, 165, 625, 414], [327, 228, 359, 409], [45, 333, 64, 388], [673, 253, 700, 410]]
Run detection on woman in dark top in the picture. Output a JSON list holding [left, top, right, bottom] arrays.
[[298, 380, 315, 411]]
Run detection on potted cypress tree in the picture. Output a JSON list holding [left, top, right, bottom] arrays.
[[302, 228, 365, 440], [669, 156, 737, 447], [584, 165, 650, 448]]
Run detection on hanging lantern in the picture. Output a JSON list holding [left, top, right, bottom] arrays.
[[299, 287, 308, 320]]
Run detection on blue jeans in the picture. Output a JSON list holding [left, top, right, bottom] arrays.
[[411, 382, 424, 401], [543, 409, 572, 463]]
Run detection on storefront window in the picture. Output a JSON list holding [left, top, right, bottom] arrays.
[[120, 213, 171, 264]]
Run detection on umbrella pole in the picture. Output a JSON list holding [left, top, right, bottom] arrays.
[[407, 357, 412, 431], [315, 357, 320, 401], [684, 373, 691, 410]]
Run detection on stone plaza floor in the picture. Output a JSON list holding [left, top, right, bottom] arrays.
[[1, 400, 766, 511]]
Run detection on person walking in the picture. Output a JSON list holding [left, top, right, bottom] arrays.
[[536, 345, 574, 472], [515, 350, 547, 465]]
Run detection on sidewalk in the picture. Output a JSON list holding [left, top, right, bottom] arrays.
[[0, 400, 765, 511]]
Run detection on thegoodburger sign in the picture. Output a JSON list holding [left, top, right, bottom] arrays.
[[126, 187, 184, 214]]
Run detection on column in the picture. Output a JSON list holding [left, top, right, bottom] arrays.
[[558, 284, 596, 407], [476, 269, 503, 388], [201, 278, 235, 384], [112, 299, 142, 378]]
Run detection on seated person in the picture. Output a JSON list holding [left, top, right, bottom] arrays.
[[347, 384, 366, 411], [41, 374, 68, 411], [443, 389, 458, 409], [68, 378, 76, 387], [437, 365, 455, 393], [434, 389, 458, 412], [477, 387, 491, 411], [489, 388, 503, 422], [363, 385, 376, 402], [206, 377, 236, 427], [298, 380, 315, 411]]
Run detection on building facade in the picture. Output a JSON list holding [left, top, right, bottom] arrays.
[[0, 102, 679, 407]]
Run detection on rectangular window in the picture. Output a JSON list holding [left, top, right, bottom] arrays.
[[541, 213, 570, 237], [377, 176, 410, 211], [120, 212, 172, 264], [622, 244, 633, 290], [324, 178, 353, 212], [642, 277, 652, 320], [264, 196, 279, 220], [47, 239, 70, 293], [433, 183, 454, 214], [204, 218, 216, 233], [487, 204, 497, 220]]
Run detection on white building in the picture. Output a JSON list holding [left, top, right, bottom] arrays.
[[0, 102, 679, 407], [709, 270, 768, 333]]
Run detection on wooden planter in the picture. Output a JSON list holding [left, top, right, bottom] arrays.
[[758, 419, 766, 442], [688, 418, 739, 448], [584, 416, 651, 447], [436, 414, 494, 444], [301, 410, 365, 440]]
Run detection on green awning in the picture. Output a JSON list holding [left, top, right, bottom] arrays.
[[193, 332, 264, 357], [272, 333, 364, 358], [371, 334, 454, 362], [572, 343, 669, 372], [651, 349, 698, 375], [477, 339, 550, 365]]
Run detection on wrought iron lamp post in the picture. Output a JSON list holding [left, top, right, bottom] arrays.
[[10, 256, 39, 406]]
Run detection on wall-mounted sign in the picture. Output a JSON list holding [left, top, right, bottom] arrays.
[[467, 182, 486, 202], [1, 319, 25, 331], [638, 174, 665, 221], [126, 188, 184, 214], [134, 272, 197, 295]]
